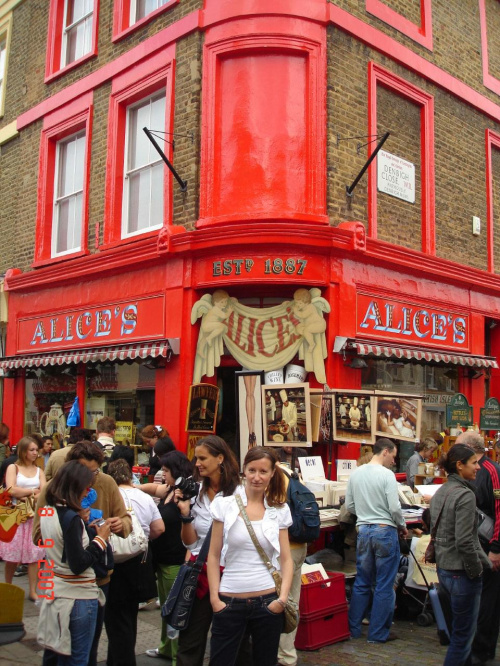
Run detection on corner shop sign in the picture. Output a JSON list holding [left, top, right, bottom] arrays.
[[357, 294, 469, 350]]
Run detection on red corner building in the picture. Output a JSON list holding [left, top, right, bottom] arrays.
[[1, 0, 500, 467]]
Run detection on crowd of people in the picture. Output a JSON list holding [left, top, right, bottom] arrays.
[[0, 421, 300, 666]]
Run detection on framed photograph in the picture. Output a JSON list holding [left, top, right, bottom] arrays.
[[236, 371, 265, 466], [374, 393, 422, 442], [333, 390, 375, 444], [261, 383, 312, 447], [310, 390, 334, 444], [185, 383, 220, 433]]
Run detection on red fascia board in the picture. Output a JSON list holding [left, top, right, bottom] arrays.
[[17, 10, 201, 132], [201, 0, 328, 28], [327, 3, 500, 125], [365, 0, 433, 51]]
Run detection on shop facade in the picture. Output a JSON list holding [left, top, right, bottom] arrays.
[[1, 0, 500, 468]]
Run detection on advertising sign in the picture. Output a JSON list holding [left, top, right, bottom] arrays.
[[186, 383, 220, 433], [480, 397, 500, 431], [446, 393, 473, 427]]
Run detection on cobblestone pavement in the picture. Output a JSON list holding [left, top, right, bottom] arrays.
[[0, 562, 487, 666]]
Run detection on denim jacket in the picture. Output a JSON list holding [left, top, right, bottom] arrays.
[[210, 487, 292, 569], [430, 474, 491, 579]]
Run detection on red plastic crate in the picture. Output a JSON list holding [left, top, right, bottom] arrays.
[[299, 572, 347, 616], [295, 602, 350, 651]]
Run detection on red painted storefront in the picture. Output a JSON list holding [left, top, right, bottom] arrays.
[[3, 0, 500, 463]]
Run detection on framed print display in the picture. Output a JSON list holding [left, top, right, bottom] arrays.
[[310, 389, 334, 443], [333, 390, 375, 444], [374, 393, 422, 442], [185, 383, 219, 433], [236, 371, 265, 466], [261, 383, 312, 447]]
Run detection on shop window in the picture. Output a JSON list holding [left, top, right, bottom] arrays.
[[45, 0, 98, 82], [366, 0, 433, 50], [103, 50, 174, 247], [85, 363, 155, 446], [361, 358, 458, 451], [53, 130, 86, 256], [479, 0, 500, 96], [112, 0, 178, 42], [122, 92, 165, 238], [34, 93, 93, 266], [368, 62, 435, 254], [24, 367, 77, 441]]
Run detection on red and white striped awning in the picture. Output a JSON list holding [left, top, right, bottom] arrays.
[[0, 339, 179, 370], [349, 341, 498, 368]]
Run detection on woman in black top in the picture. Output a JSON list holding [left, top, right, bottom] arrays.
[[146, 451, 193, 660]]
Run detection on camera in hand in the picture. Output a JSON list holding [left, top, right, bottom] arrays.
[[174, 476, 200, 500], [96, 519, 106, 527]]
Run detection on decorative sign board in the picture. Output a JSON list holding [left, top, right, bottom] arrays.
[[480, 397, 500, 431], [446, 393, 473, 427]]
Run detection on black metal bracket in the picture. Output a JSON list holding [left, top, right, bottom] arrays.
[[143, 127, 188, 192], [346, 131, 390, 198]]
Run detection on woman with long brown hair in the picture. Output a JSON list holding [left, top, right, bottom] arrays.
[[0, 436, 46, 600], [173, 435, 241, 666], [207, 446, 293, 666]]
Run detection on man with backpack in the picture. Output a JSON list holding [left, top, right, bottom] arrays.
[[277, 464, 320, 666]]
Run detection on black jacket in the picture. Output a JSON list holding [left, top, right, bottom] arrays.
[[472, 455, 500, 554]]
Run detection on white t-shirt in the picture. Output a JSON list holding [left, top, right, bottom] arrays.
[[119, 486, 161, 539], [210, 489, 292, 594]]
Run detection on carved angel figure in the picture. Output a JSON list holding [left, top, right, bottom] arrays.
[[191, 290, 235, 382]]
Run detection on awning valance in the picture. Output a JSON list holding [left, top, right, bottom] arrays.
[[337, 338, 499, 369], [0, 338, 180, 370]]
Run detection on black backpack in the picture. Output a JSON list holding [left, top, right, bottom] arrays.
[[283, 469, 321, 543]]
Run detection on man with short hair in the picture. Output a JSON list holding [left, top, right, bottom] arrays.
[[346, 437, 408, 643], [96, 416, 116, 457], [455, 431, 500, 665], [43, 427, 93, 480], [33, 440, 132, 666]]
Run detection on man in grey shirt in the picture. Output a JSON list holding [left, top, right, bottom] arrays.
[[346, 438, 408, 643]]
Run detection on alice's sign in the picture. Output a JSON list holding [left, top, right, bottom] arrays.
[[191, 288, 330, 384], [357, 293, 469, 350], [17, 295, 165, 353]]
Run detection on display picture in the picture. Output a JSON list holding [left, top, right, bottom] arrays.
[[374, 394, 422, 442], [310, 390, 334, 444], [185, 383, 220, 433], [236, 371, 265, 465], [334, 390, 375, 444], [261, 383, 312, 447]]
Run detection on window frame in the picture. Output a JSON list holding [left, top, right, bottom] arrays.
[[365, 0, 433, 51], [52, 129, 87, 258], [34, 93, 93, 267], [112, 0, 178, 43], [103, 47, 175, 248], [0, 13, 13, 118], [45, 0, 99, 83], [479, 0, 500, 96], [485, 129, 500, 273], [121, 91, 167, 240], [367, 61, 435, 255]]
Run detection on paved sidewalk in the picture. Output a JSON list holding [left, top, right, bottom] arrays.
[[0, 562, 484, 665]]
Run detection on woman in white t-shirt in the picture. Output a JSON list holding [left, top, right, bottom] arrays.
[[207, 447, 293, 666]]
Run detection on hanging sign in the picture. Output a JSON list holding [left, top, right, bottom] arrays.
[[446, 393, 473, 427], [191, 288, 330, 384], [480, 397, 500, 431], [186, 383, 220, 433], [377, 150, 415, 203]]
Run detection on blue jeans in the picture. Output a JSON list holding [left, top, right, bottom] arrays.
[[349, 524, 399, 643], [58, 598, 99, 666], [209, 592, 284, 666], [437, 568, 482, 666]]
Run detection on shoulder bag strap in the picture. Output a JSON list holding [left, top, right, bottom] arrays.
[[235, 494, 281, 587], [192, 524, 213, 573]]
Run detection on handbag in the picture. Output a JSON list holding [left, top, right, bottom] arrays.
[[0, 486, 19, 543], [162, 526, 212, 631], [476, 508, 494, 544], [108, 488, 148, 563], [235, 495, 299, 634]]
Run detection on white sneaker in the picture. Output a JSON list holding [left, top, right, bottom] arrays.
[[156, 598, 161, 608], [139, 598, 158, 611], [145, 649, 171, 660]]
